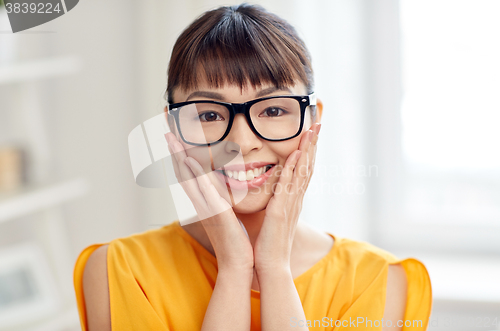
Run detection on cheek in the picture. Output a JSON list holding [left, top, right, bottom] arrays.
[[179, 140, 215, 176], [270, 136, 303, 163]]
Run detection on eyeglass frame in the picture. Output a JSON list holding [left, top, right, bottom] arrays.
[[167, 92, 317, 147]]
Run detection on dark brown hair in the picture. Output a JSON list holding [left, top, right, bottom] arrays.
[[165, 3, 314, 104]]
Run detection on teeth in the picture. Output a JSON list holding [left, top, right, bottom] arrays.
[[238, 171, 246, 181], [246, 170, 255, 181], [222, 165, 273, 181]]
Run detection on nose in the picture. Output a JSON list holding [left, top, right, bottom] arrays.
[[224, 114, 262, 155]]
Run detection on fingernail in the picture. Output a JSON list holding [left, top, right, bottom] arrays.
[[173, 141, 182, 153], [170, 142, 177, 152], [312, 133, 319, 146], [308, 130, 314, 142], [184, 157, 191, 166], [296, 150, 303, 160], [315, 123, 321, 135]]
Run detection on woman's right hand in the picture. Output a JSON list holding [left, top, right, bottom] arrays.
[[165, 132, 254, 273]]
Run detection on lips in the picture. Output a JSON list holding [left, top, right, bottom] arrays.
[[214, 164, 276, 190], [217, 161, 276, 172], [215, 164, 273, 181]]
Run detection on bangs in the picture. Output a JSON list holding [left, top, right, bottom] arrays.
[[167, 4, 313, 103]]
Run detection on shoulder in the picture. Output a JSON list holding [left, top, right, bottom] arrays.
[[84, 244, 109, 278], [79, 223, 184, 330], [319, 234, 430, 328], [296, 222, 402, 273], [81, 221, 188, 279], [334, 238, 408, 329], [329, 236, 409, 300], [333, 237, 408, 329], [331, 236, 403, 280], [335, 236, 399, 263], [83, 245, 110, 331], [106, 222, 182, 258], [382, 264, 408, 331]]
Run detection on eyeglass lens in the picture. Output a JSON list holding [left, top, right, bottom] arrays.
[[177, 98, 304, 144]]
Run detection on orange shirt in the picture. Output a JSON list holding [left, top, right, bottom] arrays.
[[74, 221, 432, 330]]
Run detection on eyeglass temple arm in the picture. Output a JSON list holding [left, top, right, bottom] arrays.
[[308, 93, 317, 106], [307, 93, 318, 120]]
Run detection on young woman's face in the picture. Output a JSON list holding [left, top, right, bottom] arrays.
[[171, 78, 315, 214]]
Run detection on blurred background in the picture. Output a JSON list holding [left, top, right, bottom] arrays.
[[0, 0, 499, 330]]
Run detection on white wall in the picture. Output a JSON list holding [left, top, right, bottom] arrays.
[[46, 0, 144, 255], [0, 0, 146, 256]]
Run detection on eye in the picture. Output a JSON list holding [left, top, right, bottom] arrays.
[[199, 111, 225, 122], [260, 107, 287, 117]]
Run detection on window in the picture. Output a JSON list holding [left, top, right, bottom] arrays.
[[374, 0, 500, 254]]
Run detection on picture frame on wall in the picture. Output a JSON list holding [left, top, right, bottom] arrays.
[[0, 242, 60, 330]]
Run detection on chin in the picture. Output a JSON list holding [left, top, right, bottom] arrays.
[[232, 193, 270, 214]]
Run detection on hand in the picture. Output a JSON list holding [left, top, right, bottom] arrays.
[[253, 123, 321, 273], [165, 132, 254, 273]]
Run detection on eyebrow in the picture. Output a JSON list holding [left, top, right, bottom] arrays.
[[256, 86, 293, 98], [186, 91, 224, 101], [185, 86, 293, 102]]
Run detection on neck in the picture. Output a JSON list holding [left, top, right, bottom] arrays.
[[182, 208, 269, 258], [234, 208, 266, 246]]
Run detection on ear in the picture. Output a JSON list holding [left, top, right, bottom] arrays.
[[315, 98, 323, 123]]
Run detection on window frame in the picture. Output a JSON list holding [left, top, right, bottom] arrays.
[[368, 0, 500, 255]]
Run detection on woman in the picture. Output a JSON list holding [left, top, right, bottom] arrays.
[[74, 3, 432, 330]]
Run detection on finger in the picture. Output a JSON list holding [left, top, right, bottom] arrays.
[[311, 123, 321, 146], [166, 135, 230, 223], [165, 134, 208, 211], [166, 133, 186, 179], [167, 143, 182, 182], [306, 123, 321, 177], [165, 132, 176, 145], [293, 126, 320, 196], [306, 123, 320, 176], [298, 126, 320, 197], [185, 157, 231, 216], [306, 144, 317, 185], [272, 150, 302, 207], [292, 129, 314, 192], [166, 132, 214, 186], [299, 145, 315, 198], [167, 134, 196, 181], [166, 134, 202, 195], [286, 125, 320, 218], [182, 152, 233, 207], [165, 133, 185, 185]]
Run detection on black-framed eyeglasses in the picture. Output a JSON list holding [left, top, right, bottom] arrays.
[[167, 93, 316, 146]]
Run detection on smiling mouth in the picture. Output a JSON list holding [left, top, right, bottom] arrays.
[[215, 164, 274, 181]]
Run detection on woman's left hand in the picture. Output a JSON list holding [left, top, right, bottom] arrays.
[[253, 123, 321, 274]]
